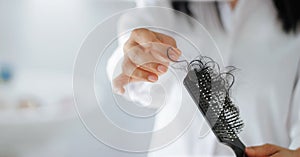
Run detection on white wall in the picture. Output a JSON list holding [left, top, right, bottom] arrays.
[[0, 1, 152, 157], [0, 0, 135, 74]]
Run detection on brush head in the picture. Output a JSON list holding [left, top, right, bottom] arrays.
[[183, 58, 244, 142]]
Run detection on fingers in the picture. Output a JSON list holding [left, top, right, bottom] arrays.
[[113, 74, 131, 94], [131, 29, 177, 48], [163, 47, 182, 61], [122, 56, 158, 81], [114, 28, 181, 94], [124, 43, 170, 75], [130, 28, 161, 45], [113, 69, 158, 95], [113, 73, 144, 95], [113, 55, 160, 95], [146, 43, 182, 62], [125, 40, 181, 66], [128, 28, 182, 62], [125, 44, 165, 70], [246, 144, 281, 157], [113, 72, 155, 95], [139, 62, 169, 75], [125, 38, 180, 63], [154, 31, 177, 47]]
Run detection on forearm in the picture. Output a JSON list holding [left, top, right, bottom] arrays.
[[246, 144, 300, 157]]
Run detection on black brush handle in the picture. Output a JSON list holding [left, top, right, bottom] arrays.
[[224, 138, 248, 157]]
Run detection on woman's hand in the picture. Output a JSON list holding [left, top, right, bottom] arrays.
[[246, 144, 300, 157], [113, 28, 181, 94]]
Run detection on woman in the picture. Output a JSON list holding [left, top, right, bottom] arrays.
[[111, 0, 300, 156]]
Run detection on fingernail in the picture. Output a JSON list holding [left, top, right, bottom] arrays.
[[157, 65, 167, 73], [148, 75, 158, 82], [173, 47, 181, 55], [169, 54, 179, 61], [169, 50, 178, 57], [168, 48, 180, 61]]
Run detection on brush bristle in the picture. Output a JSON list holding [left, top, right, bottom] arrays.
[[184, 58, 244, 141]]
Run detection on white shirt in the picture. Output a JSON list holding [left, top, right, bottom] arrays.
[[218, 2, 233, 32], [108, 0, 300, 156]]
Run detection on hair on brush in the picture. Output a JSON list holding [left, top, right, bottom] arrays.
[[177, 54, 247, 157]]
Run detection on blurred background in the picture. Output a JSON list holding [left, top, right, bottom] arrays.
[[0, 0, 145, 156]]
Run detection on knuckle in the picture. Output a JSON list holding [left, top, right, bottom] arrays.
[[130, 50, 140, 63], [132, 28, 149, 36], [122, 58, 136, 76], [126, 47, 143, 64], [143, 47, 151, 54], [263, 143, 275, 152], [133, 28, 158, 43]]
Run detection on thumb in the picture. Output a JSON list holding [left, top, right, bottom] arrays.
[[113, 73, 139, 95], [246, 144, 280, 157]]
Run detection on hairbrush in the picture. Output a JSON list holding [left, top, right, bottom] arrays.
[[182, 57, 247, 157]]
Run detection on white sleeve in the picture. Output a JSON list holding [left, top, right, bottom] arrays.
[[288, 61, 300, 149], [135, 0, 171, 8]]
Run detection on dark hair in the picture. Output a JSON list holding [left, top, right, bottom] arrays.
[[172, 0, 300, 34]]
